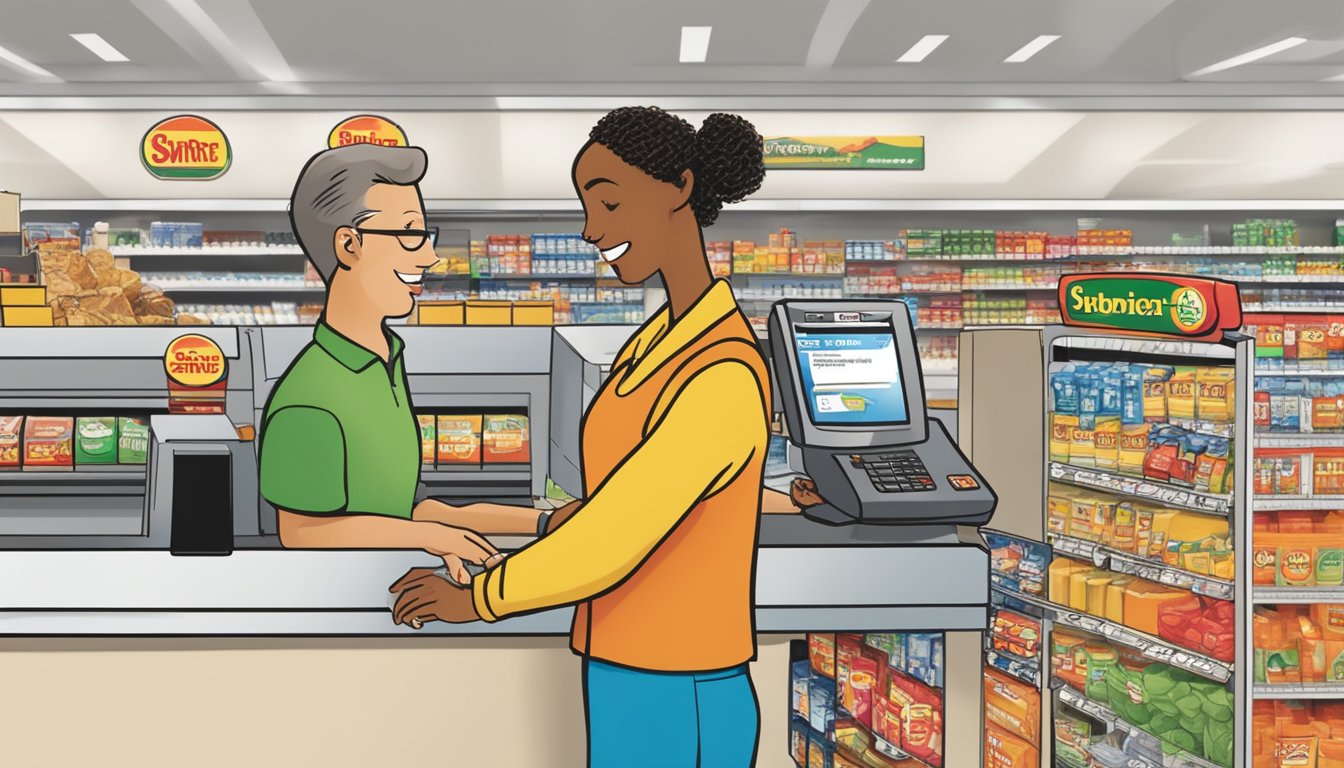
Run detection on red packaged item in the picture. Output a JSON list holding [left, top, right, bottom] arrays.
[[1255, 390, 1271, 430], [1144, 442, 1179, 482], [809, 633, 836, 678], [887, 669, 943, 766], [1158, 594, 1236, 662], [0, 415, 22, 468], [23, 416, 73, 469]]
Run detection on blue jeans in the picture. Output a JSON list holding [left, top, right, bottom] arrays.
[[584, 659, 759, 768]]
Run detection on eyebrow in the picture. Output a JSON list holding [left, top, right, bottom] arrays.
[[583, 178, 617, 191]]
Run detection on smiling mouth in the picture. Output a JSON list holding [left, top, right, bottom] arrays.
[[599, 242, 630, 263], [395, 271, 424, 285]]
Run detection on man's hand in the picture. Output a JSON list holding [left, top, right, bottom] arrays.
[[389, 567, 481, 627], [542, 500, 582, 535], [423, 524, 502, 584], [790, 477, 825, 509]]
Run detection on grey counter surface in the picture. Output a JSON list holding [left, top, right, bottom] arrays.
[[0, 516, 989, 636]]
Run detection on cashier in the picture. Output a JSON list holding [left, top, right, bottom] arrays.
[[260, 145, 553, 580], [389, 107, 779, 767]]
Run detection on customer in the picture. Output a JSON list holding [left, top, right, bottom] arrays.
[[389, 107, 771, 767], [260, 144, 548, 582]]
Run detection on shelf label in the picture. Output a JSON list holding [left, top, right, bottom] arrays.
[[762, 136, 925, 170], [1058, 274, 1242, 341], [1051, 463, 1230, 515], [142, 115, 231, 181], [1055, 610, 1231, 683], [328, 115, 409, 149]]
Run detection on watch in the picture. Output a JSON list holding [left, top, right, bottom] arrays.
[[536, 510, 554, 537]]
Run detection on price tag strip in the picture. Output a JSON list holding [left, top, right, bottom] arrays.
[[1049, 463, 1232, 516], [1253, 683, 1344, 699], [1053, 609, 1233, 683], [1048, 535, 1235, 600], [1254, 586, 1344, 604]]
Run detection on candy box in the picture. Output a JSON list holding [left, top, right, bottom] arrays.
[[0, 415, 21, 468], [23, 416, 73, 469]]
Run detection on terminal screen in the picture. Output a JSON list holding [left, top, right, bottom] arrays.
[[794, 325, 910, 426]]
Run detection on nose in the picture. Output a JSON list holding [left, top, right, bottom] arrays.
[[582, 229, 601, 247]]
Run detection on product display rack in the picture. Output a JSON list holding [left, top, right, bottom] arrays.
[[1241, 310, 1344, 765]]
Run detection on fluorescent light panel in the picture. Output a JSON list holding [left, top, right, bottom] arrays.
[[897, 35, 948, 63], [680, 26, 711, 63], [1005, 35, 1060, 63], [1189, 37, 1307, 77], [70, 33, 129, 62], [0, 44, 59, 79]]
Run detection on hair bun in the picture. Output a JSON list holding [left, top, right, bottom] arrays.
[[692, 114, 765, 226]]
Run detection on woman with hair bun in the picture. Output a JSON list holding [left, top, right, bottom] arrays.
[[389, 106, 770, 767]]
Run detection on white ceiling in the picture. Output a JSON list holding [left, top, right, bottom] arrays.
[[0, 0, 1343, 102]]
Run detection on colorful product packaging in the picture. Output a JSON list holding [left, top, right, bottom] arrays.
[[0, 415, 22, 467], [74, 417, 117, 465], [1093, 417, 1121, 471], [436, 415, 482, 465], [417, 415, 435, 464], [1118, 423, 1150, 477], [482, 414, 530, 463], [1166, 367, 1198, 420], [116, 417, 149, 465], [22, 416, 73, 470], [810, 634, 837, 678], [1196, 368, 1236, 423], [1143, 366, 1173, 423]]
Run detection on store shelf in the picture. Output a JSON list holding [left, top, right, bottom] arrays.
[[158, 284, 326, 293], [0, 468, 146, 482], [109, 246, 303, 256], [1253, 683, 1344, 699], [477, 273, 597, 280], [984, 648, 1041, 688], [991, 586, 1233, 683], [1253, 496, 1344, 511], [1247, 305, 1344, 313], [1253, 586, 1344, 604], [1049, 535, 1235, 600], [1074, 246, 1344, 256], [736, 272, 844, 278], [1254, 367, 1344, 377], [1056, 687, 1162, 768], [1048, 462, 1232, 517], [1255, 433, 1344, 448], [1229, 275, 1344, 284]]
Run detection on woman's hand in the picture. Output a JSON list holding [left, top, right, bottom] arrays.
[[423, 524, 502, 583], [790, 477, 826, 509]]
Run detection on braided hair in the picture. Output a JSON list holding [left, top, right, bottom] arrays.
[[589, 107, 765, 227]]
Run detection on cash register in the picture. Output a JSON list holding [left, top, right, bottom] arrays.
[[768, 300, 996, 526]]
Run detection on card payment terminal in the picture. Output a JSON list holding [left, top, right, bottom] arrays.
[[768, 300, 996, 526]]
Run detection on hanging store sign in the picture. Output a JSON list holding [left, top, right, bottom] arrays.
[[1058, 274, 1242, 341], [141, 115, 231, 180], [762, 136, 924, 170], [328, 115, 409, 148], [164, 334, 228, 415]]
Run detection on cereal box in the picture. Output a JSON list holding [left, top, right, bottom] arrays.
[[117, 417, 149, 464], [1196, 368, 1236, 423], [23, 416, 73, 469], [436, 415, 482, 465], [482, 414, 530, 464], [1166, 367, 1198, 420], [74, 417, 117, 465], [0, 415, 22, 468]]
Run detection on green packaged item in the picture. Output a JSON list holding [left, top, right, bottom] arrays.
[[117, 417, 149, 465], [74, 417, 117, 465], [1317, 544, 1344, 586], [1084, 645, 1119, 700]]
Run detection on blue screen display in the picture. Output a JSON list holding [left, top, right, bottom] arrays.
[[794, 327, 910, 426]]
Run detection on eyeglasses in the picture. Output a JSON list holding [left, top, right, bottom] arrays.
[[354, 226, 438, 251]]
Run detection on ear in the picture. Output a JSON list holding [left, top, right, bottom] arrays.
[[333, 226, 360, 271], [670, 168, 695, 213]]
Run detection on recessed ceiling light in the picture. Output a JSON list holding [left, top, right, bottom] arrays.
[[0, 44, 59, 79], [1004, 35, 1060, 63], [680, 26, 711, 63], [1188, 37, 1307, 77], [897, 35, 948, 63], [70, 33, 129, 63]]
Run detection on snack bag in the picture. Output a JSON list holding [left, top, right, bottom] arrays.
[[1049, 413, 1076, 464], [1299, 315, 1331, 362], [1144, 433, 1179, 482], [1196, 368, 1236, 423], [1166, 367, 1198, 420], [116, 417, 149, 465], [482, 414, 530, 463], [1072, 375, 1099, 467], [1278, 536, 1318, 587], [0, 415, 21, 468], [1093, 417, 1121, 471], [1047, 490, 1073, 537], [74, 417, 117, 465], [1113, 503, 1138, 553], [1195, 438, 1230, 493], [1118, 423, 1150, 478], [1122, 366, 1146, 425], [1143, 366, 1173, 423], [809, 634, 837, 678], [1052, 370, 1080, 415]]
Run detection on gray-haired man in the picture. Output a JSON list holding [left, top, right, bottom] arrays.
[[259, 145, 545, 584]]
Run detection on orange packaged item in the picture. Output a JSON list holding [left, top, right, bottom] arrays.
[[1317, 451, 1344, 495], [1050, 557, 1089, 604], [436, 415, 482, 465], [984, 668, 1041, 744], [1166, 367, 1198, 420], [1314, 605, 1344, 640], [1299, 315, 1331, 360], [0, 415, 21, 468], [1277, 736, 1318, 767], [22, 416, 73, 469], [482, 414, 530, 463], [985, 724, 1039, 768], [1255, 534, 1281, 586], [1279, 536, 1318, 587], [1123, 580, 1188, 636], [809, 633, 836, 678], [416, 415, 435, 464]]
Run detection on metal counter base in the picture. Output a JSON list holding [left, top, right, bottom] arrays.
[[0, 517, 990, 636]]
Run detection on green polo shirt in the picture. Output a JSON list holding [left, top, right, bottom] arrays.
[[259, 322, 420, 518]]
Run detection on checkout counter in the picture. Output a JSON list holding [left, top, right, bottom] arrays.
[[0, 308, 992, 766]]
